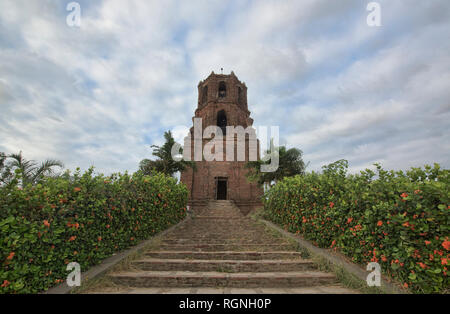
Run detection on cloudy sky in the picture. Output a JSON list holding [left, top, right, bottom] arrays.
[[0, 0, 449, 175]]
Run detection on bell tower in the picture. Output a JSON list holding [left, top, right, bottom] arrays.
[[194, 71, 253, 132], [180, 71, 263, 215]]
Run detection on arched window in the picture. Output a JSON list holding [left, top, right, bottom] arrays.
[[238, 86, 242, 105], [218, 82, 226, 98], [202, 85, 208, 104], [217, 110, 227, 135]]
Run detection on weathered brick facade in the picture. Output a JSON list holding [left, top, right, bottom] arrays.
[[180, 72, 263, 214]]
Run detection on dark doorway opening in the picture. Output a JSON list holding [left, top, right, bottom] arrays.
[[217, 110, 227, 135], [216, 178, 227, 200]]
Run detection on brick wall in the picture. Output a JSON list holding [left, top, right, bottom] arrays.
[[181, 72, 264, 214]]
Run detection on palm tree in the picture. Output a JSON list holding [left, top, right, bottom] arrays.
[[139, 131, 195, 177], [139, 158, 166, 176], [245, 143, 307, 187], [0, 152, 14, 186], [6, 151, 64, 186]]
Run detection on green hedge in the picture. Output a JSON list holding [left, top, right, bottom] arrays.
[[263, 160, 449, 293], [0, 168, 188, 293]]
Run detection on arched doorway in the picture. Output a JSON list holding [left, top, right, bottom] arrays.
[[217, 110, 227, 135]]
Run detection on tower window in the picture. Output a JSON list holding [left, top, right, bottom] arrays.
[[202, 85, 208, 104], [238, 86, 242, 105], [217, 110, 227, 135], [218, 82, 226, 98]]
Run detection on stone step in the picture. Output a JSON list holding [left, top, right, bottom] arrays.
[[191, 216, 243, 219], [175, 221, 257, 226], [145, 251, 305, 260], [169, 229, 265, 234], [156, 244, 297, 251], [160, 239, 287, 245], [109, 271, 337, 288], [132, 259, 317, 272], [168, 228, 268, 232], [167, 228, 276, 234], [174, 222, 256, 227]]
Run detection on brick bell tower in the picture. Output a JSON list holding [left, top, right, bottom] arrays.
[[180, 71, 264, 215]]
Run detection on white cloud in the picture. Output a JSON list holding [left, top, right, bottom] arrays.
[[0, 0, 449, 175]]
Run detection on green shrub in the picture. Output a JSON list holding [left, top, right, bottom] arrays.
[[0, 168, 188, 293], [264, 161, 449, 293]]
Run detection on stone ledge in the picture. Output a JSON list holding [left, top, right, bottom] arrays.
[[109, 270, 337, 288], [257, 218, 406, 294], [144, 251, 304, 260], [43, 214, 192, 294]]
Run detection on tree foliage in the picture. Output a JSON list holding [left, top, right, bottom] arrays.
[[245, 143, 306, 185], [139, 131, 195, 177], [0, 151, 63, 187], [0, 168, 188, 293], [264, 161, 449, 293]]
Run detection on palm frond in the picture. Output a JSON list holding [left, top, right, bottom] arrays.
[[6, 152, 63, 185], [33, 159, 64, 182]]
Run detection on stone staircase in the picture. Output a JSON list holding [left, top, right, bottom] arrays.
[[92, 200, 356, 293]]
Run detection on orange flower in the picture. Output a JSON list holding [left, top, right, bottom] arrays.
[[74, 187, 81, 192], [43, 220, 50, 228], [441, 258, 448, 265], [381, 255, 387, 262], [377, 220, 383, 227], [69, 236, 76, 241], [130, 237, 135, 241], [347, 217, 353, 224], [418, 262, 427, 269], [329, 202, 334, 208], [98, 236, 102, 241], [425, 240, 431, 245], [400, 192, 408, 198], [403, 283, 408, 288], [1, 280, 10, 288], [442, 240, 450, 251], [6, 252, 15, 260]]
